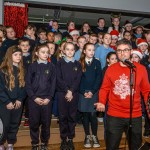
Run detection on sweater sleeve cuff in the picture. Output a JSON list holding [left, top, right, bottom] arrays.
[[5, 100, 11, 105]]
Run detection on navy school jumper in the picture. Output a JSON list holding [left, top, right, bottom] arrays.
[[56, 58, 82, 140], [0, 66, 26, 144], [25, 61, 56, 144]]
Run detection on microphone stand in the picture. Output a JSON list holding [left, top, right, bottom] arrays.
[[128, 65, 135, 150]]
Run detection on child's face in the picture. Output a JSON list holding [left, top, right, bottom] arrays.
[[89, 36, 97, 45], [112, 18, 120, 26], [145, 33, 150, 42], [47, 43, 55, 55], [38, 32, 47, 41], [83, 34, 90, 43], [138, 44, 148, 53], [124, 32, 131, 41], [83, 23, 90, 32], [98, 35, 103, 44], [64, 44, 75, 59], [25, 28, 35, 36], [125, 25, 132, 31], [0, 30, 4, 38], [103, 34, 111, 45], [19, 41, 30, 53], [12, 51, 22, 64], [97, 19, 105, 28], [107, 54, 117, 65], [84, 44, 95, 59], [47, 32, 54, 42], [72, 34, 79, 42], [136, 27, 143, 34], [54, 36, 61, 43], [6, 28, 16, 39], [52, 22, 58, 30], [131, 54, 140, 63], [36, 47, 49, 61], [77, 38, 86, 50], [111, 38, 118, 45], [68, 22, 75, 30]]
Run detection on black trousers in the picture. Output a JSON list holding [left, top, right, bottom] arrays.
[[0, 103, 22, 145], [82, 112, 98, 136], [29, 99, 52, 145], [57, 92, 78, 140], [106, 115, 142, 150], [24, 96, 29, 118]]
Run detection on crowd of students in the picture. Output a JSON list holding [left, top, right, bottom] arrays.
[[0, 15, 150, 150]]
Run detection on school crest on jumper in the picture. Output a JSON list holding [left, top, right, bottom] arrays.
[[26, 60, 31, 64], [73, 67, 78, 71], [113, 74, 134, 99], [45, 69, 49, 74]]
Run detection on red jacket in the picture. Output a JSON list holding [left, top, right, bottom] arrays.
[[99, 62, 150, 118]]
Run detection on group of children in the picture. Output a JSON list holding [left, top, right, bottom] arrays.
[[0, 16, 150, 150]]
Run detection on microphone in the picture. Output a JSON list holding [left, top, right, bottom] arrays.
[[122, 59, 136, 68]]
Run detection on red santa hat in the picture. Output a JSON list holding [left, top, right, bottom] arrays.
[[124, 20, 132, 27], [137, 38, 148, 47], [69, 29, 79, 36], [110, 30, 119, 39], [131, 49, 143, 59]]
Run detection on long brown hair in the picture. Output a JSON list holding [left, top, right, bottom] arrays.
[[55, 41, 67, 61], [79, 43, 94, 72], [32, 44, 49, 62], [0, 45, 25, 90]]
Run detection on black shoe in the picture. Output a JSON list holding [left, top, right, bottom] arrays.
[[143, 129, 150, 138], [32, 144, 39, 150], [67, 139, 75, 150], [40, 143, 48, 150], [60, 140, 68, 150], [84, 135, 91, 148]]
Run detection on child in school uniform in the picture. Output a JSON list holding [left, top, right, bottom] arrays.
[[25, 44, 56, 150], [18, 39, 32, 127], [78, 43, 102, 148], [74, 36, 86, 61], [47, 42, 57, 65], [0, 26, 18, 64], [56, 42, 82, 150], [0, 45, 26, 150], [102, 51, 118, 141]]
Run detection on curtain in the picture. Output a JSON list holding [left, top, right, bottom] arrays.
[[4, 2, 28, 38]]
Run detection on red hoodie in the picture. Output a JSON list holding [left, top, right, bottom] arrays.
[[99, 62, 150, 118]]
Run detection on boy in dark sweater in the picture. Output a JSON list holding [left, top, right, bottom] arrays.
[[22, 24, 36, 52], [0, 26, 18, 64], [18, 39, 32, 127]]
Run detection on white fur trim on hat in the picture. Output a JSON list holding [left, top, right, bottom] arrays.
[[112, 35, 118, 39], [132, 51, 143, 59], [124, 23, 132, 27], [69, 30, 79, 36], [137, 42, 148, 47]]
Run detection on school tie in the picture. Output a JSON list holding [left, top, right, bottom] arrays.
[[47, 57, 51, 62]]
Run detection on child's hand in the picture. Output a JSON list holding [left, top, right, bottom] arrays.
[[65, 90, 73, 102], [14, 100, 21, 109], [6, 102, 14, 110], [34, 98, 44, 105], [84, 92, 89, 98], [87, 91, 93, 98], [43, 98, 50, 105]]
